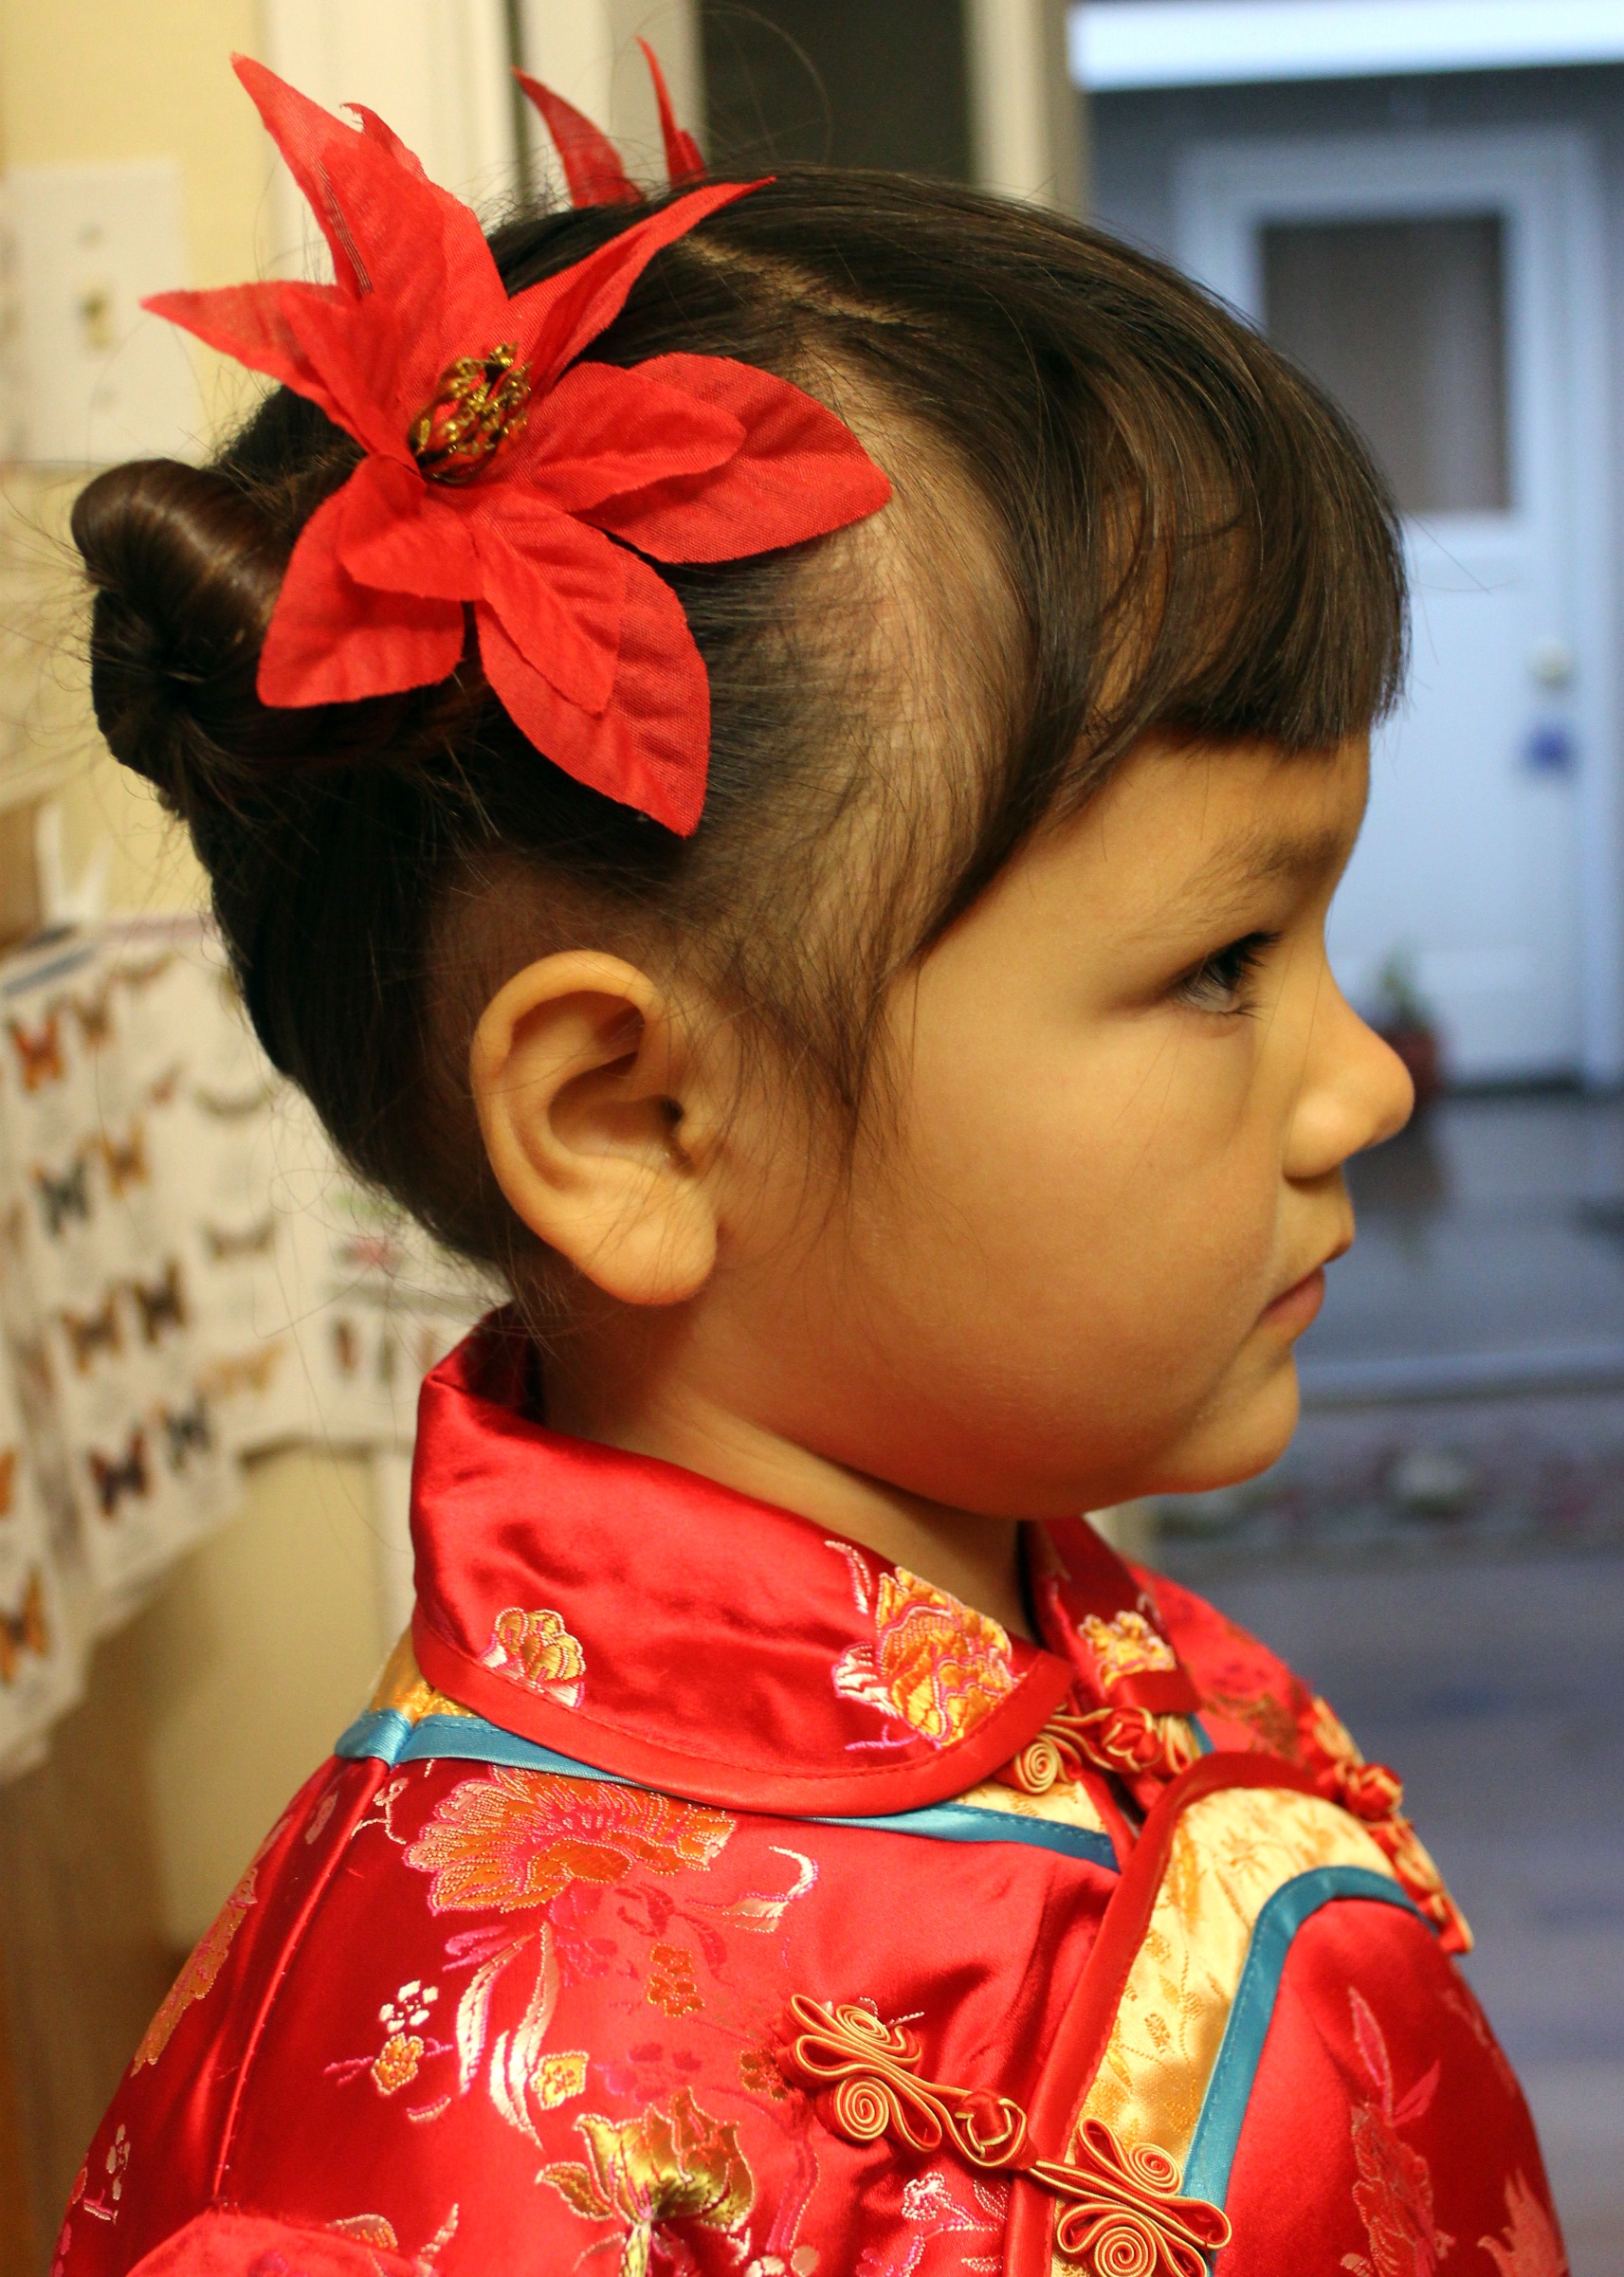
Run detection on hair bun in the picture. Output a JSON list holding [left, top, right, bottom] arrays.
[[72, 458, 298, 807]]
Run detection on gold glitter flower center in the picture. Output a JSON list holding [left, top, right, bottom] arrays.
[[410, 344, 531, 483]]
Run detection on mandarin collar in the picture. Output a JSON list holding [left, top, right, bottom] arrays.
[[409, 1314, 1194, 1815]]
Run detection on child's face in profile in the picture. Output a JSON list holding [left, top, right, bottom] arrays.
[[683, 731, 1413, 1521]]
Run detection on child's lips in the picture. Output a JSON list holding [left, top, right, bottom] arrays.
[[1260, 1263, 1327, 1335]]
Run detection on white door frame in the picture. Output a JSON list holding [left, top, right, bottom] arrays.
[[1175, 126, 1621, 1085]]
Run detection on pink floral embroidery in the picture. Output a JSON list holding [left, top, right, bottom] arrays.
[[1340, 1988, 1453, 2277], [1479, 2173, 1568, 2277], [479, 1604, 586, 1706], [833, 1567, 1013, 1748]]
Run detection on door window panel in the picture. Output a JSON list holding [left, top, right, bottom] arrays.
[[1262, 214, 1510, 515]]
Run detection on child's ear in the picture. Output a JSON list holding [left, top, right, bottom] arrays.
[[469, 951, 719, 1305]]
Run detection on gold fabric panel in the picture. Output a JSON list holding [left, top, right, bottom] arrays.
[[955, 1774, 1111, 1834], [1082, 1788, 1396, 2164], [369, 1630, 475, 1723]]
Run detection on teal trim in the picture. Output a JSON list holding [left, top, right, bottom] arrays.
[[336, 1708, 630, 1780], [814, 1800, 1117, 1868], [335, 1709, 1117, 1870], [1182, 1865, 1423, 2206]]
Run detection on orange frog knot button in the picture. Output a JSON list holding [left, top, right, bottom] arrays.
[[1323, 1757, 1406, 1822], [785, 1994, 1231, 2277], [1000, 1699, 1196, 1794]]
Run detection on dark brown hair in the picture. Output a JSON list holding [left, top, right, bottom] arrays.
[[73, 171, 1405, 1275]]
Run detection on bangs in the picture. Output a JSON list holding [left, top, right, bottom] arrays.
[[1069, 320, 1408, 767]]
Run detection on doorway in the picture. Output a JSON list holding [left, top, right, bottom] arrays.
[[1175, 128, 1619, 1084]]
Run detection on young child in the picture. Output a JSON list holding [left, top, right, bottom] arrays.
[[62, 55, 1563, 2277]]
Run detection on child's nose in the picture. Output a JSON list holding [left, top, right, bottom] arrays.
[[1285, 986, 1415, 1183]]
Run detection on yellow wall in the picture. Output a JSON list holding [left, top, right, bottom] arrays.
[[1, 0, 391, 1948]]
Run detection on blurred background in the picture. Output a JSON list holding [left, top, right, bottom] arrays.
[[0, 0, 1619, 2269]]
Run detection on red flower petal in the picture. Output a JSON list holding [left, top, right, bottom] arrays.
[[233, 57, 507, 428], [338, 459, 482, 601], [586, 355, 892, 561], [259, 481, 466, 707], [514, 73, 637, 208], [467, 507, 630, 715], [142, 281, 355, 431], [277, 289, 416, 464], [518, 360, 743, 515], [638, 41, 706, 188], [510, 182, 762, 390], [474, 555, 709, 834]]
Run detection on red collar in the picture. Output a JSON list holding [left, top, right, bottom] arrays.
[[409, 1316, 1196, 1815]]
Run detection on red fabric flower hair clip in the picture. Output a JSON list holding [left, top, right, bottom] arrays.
[[147, 57, 891, 833]]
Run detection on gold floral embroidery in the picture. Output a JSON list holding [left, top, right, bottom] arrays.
[[1079, 1609, 1178, 1688], [541, 2086, 755, 2277], [479, 1604, 586, 1706], [833, 1567, 1014, 1747], [406, 1770, 735, 1911], [1479, 2171, 1567, 2277], [133, 1862, 257, 2068], [537, 2050, 590, 2110], [325, 1978, 449, 2104], [647, 1942, 703, 2016], [370, 1981, 442, 2095], [372, 2034, 425, 2095], [739, 2047, 790, 2101]]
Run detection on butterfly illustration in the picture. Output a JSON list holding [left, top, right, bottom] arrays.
[[59, 1295, 122, 1373], [160, 1395, 213, 1471], [117, 950, 175, 992], [10, 1337, 53, 1413], [88, 1430, 149, 1518], [100, 1122, 149, 1195], [203, 1343, 285, 1398], [203, 1214, 277, 1261], [34, 1157, 90, 1237], [7, 1013, 64, 1091], [72, 983, 114, 1049], [130, 1260, 188, 1344], [0, 1566, 48, 1684], [0, 1447, 16, 1519], [192, 1084, 275, 1122]]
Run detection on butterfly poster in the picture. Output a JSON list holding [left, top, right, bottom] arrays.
[[0, 912, 496, 1777]]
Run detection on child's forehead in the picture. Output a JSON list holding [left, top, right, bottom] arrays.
[[1058, 736, 1370, 913]]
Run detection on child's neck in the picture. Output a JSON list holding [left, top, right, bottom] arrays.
[[543, 1355, 1035, 1644]]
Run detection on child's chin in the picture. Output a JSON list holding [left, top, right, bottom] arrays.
[[1145, 1356, 1301, 1500]]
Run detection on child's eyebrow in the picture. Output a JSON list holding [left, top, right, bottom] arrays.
[[1183, 819, 1357, 907]]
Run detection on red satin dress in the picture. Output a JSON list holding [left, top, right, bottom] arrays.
[[59, 1317, 1565, 2277]]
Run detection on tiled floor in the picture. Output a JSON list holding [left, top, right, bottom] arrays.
[[1158, 1092, 1624, 2274]]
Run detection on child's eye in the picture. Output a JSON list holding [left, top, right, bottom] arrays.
[[1172, 932, 1278, 1015]]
